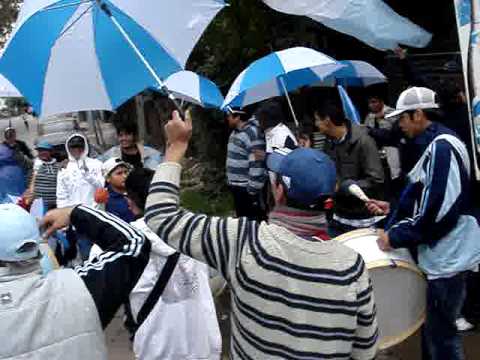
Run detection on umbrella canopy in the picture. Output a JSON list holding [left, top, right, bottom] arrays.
[[0, 74, 21, 98], [222, 47, 344, 109], [0, 0, 225, 117], [163, 71, 224, 108], [331, 60, 387, 87], [263, 0, 432, 51]]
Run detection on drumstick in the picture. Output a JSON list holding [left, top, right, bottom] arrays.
[[348, 184, 370, 203]]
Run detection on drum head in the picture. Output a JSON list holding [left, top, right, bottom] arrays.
[[335, 229, 427, 350]]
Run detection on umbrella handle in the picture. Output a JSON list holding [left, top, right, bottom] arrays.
[[99, 2, 185, 119], [279, 77, 300, 129]]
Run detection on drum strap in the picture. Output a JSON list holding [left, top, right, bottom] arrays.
[[136, 252, 180, 329]]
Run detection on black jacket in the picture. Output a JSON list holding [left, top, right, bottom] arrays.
[[71, 205, 151, 328], [324, 124, 385, 220], [369, 122, 457, 177]]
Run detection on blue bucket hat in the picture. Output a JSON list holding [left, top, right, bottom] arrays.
[[267, 148, 336, 206], [0, 204, 41, 262], [35, 140, 53, 151]]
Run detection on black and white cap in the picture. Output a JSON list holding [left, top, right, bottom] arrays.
[[386, 87, 439, 118]]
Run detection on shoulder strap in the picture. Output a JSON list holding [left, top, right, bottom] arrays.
[[135, 252, 180, 329]]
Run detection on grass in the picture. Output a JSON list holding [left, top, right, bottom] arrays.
[[180, 190, 234, 216]]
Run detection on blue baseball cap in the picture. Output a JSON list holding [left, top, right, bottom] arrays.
[[35, 140, 53, 151], [267, 148, 336, 206], [0, 204, 41, 262]]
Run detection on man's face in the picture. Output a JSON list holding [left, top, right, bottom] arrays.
[[107, 166, 129, 191], [227, 114, 241, 129], [398, 112, 419, 138], [69, 146, 85, 160], [118, 131, 136, 149], [4, 129, 16, 143], [38, 149, 52, 162], [314, 113, 330, 135], [368, 98, 384, 114]]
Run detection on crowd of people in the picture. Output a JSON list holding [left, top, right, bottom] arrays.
[[0, 53, 480, 360]]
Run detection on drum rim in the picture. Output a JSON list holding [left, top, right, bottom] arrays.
[[379, 312, 426, 350], [334, 228, 380, 242]]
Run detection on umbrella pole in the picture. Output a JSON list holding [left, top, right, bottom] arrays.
[[279, 77, 300, 129], [100, 3, 184, 116]]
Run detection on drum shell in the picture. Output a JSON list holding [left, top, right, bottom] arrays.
[[334, 229, 427, 350]]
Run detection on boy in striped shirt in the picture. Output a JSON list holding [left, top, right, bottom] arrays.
[[30, 141, 61, 210], [146, 111, 378, 360]]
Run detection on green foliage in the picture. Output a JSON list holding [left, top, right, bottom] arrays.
[[0, 0, 20, 47], [181, 189, 234, 216], [187, 0, 320, 90]]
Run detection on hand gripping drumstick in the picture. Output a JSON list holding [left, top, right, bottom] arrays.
[[349, 184, 387, 216], [348, 183, 370, 203]]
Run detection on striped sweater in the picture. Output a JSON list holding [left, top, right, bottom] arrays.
[[226, 117, 266, 194], [146, 163, 378, 360], [33, 160, 61, 209]]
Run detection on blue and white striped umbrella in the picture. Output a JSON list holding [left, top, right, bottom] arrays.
[[338, 85, 361, 124], [164, 71, 224, 109], [320, 60, 387, 87], [222, 47, 344, 111], [0, 74, 21, 98], [334, 60, 387, 87], [0, 0, 225, 118]]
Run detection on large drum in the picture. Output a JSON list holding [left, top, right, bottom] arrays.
[[334, 229, 427, 350]]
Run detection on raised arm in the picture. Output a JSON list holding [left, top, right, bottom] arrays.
[[145, 111, 250, 280], [42, 206, 150, 328]]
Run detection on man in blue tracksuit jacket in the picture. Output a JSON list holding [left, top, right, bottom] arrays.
[[367, 87, 480, 360]]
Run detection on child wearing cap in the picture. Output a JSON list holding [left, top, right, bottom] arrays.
[[99, 158, 134, 223], [29, 141, 61, 210]]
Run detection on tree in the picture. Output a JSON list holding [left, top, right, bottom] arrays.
[[188, 0, 319, 90], [0, 0, 20, 47]]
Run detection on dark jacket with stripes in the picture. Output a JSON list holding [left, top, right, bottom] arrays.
[[71, 206, 151, 328], [145, 162, 378, 360]]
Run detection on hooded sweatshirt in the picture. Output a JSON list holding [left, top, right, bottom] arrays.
[[56, 133, 104, 208]]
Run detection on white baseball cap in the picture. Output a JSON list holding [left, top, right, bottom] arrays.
[[102, 158, 131, 178], [386, 87, 439, 119]]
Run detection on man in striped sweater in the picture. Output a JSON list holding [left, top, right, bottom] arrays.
[[225, 107, 267, 221], [145, 111, 378, 360]]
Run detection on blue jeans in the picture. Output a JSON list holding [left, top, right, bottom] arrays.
[[424, 273, 466, 360]]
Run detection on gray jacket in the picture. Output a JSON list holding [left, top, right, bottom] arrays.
[[0, 265, 107, 360], [324, 124, 385, 220]]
